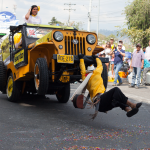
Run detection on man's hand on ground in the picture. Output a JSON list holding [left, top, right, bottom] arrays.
[[90, 111, 98, 120], [78, 54, 85, 59]]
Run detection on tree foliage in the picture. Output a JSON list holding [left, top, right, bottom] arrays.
[[125, 0, 150, 30], [48, 17, 64, 26], [118, 0, 150, 47], [48, 17, 83, 30]]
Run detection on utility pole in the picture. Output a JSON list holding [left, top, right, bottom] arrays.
[[64, 3, 76, 26], [87, 0, 92, 32], [97, 0, 100, 39]]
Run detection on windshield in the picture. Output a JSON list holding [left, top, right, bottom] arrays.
[[26, 27, 52, 38]]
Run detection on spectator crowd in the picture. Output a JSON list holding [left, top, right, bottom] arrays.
[[97, 38, 150, 89]]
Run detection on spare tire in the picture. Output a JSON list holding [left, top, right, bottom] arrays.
[[0, 61, 6, 93], [101, 63, 108, 89]]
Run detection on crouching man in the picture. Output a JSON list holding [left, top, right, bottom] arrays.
[[72, 54, 142, 120]]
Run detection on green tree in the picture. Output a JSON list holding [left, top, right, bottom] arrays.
[[105, 34, 118, 42], [48, 17, 64, 26], [118, 0, 150, 47]]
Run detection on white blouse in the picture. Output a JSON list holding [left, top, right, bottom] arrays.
[[24, 15, 42, 24], [105, 48, 111, 61]]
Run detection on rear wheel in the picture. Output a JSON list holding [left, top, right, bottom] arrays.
[[56, 84, 70, 103], [101, 63, 108, 89], [6, 73, 20, 102], [0, 61, 6, 93], [34, 58, 49, 95]]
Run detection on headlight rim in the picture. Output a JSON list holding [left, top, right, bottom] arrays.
[[53, 31, 64, 42], [86, 34, 96, 45]]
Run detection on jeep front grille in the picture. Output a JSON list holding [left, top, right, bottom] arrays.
[[65, 36, 85, 55]]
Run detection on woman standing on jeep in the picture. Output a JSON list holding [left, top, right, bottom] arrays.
[[24, 5, 41, 24]]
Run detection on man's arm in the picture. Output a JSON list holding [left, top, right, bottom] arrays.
[[118, 49, 125, 57], [141, 59, 144, 69], [79, 59, 86, 81], [94, 57, 103, 74]]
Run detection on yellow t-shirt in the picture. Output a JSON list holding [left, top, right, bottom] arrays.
[[80, 58, 105, 101], [111, 44, 115, 50]]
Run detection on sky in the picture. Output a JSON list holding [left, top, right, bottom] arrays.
[[0, 0, 131, 31]]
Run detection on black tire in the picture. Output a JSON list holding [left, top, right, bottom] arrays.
[[6, 73, 20, 102], [0, 61, 7, 93], [56, 84, 70, 103], [34, 58, 49, 95], [101, 63, 108, 89]]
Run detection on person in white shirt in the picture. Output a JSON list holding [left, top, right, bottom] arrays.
[[24, 5, 41, 24], [145, 40, 150, 61], [104, 42, 112, 72]]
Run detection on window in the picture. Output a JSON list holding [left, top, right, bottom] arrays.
[[26, 27, 52, 39]]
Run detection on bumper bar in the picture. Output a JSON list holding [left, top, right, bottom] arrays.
[[53, 54, 109, 65]]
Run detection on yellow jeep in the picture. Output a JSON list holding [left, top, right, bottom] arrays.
[[0, 23, 108, 103]]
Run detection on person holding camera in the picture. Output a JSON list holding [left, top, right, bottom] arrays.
[[110, 43, 125, 86], [24, 5, 41, 24]]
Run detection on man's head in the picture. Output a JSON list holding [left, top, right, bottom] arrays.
[[110, 38, 114, 45], [119, 40, 123, 44], [118, 43, 122, 50], [136, 43, 141, 51], [143, 47, 146, 52]]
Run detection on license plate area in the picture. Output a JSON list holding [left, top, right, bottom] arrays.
[[57, 55, 74, 64]]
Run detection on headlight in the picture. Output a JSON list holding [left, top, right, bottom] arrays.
[[53, 31, 63, 42], [86, 34, 96, 45]]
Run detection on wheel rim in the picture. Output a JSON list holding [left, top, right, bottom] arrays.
[[34, 63, 40, 90], [7, 76, 13, 98]]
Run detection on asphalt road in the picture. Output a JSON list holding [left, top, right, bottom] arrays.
[[0, 83, 150, 150]]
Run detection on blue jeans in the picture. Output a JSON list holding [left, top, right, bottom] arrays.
[[131, 67, 141, 87], [114, 63, 123, 84]]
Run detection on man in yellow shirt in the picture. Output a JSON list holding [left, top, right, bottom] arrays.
[[73, 54, 142, 120]]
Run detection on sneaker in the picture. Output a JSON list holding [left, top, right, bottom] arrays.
[[117, 82, 123, 86], [135, 85, 139, 89], [128, 84, 134, 88], [141, 84, 146, 87], [112, 84, 117, 86]]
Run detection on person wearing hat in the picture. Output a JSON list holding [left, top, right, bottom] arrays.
[[129, 44, 145, 89], [110, 38, 115, 50], [24, 5, 41, 24], [72, 54, 142, 120]]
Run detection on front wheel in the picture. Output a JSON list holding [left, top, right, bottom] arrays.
[[6, 73, 20, 102], [34, 58, 49, 95], [56, 84, 70, 103]]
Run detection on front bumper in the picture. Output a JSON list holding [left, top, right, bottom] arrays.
[[53, 54, 109, 65]]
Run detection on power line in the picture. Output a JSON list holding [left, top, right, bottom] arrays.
[[64, 3, 76, 25]]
